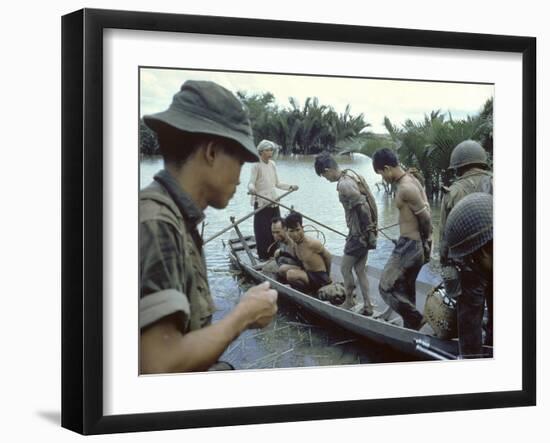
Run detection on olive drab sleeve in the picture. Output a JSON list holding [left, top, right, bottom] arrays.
[[139, 182, 215, 334], [139, 202, 192, 332]]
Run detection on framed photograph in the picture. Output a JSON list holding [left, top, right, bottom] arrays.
[[62, 8, 536, 435]]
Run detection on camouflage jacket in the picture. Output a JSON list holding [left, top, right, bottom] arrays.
[[139, 169, 215, 333], [439, 168, 493, 264]]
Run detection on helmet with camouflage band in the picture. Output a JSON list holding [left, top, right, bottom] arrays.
[[445, 192, 493, 259], [448, 140, 488, 170]]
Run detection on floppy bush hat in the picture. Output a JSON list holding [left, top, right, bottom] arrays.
[[144, 80, 259, 162]]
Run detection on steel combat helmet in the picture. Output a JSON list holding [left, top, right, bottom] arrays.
[[448, 140, 488, 170], [445, 192, 493, 259]]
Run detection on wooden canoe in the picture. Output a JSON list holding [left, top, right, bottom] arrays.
[[228, 235, 493, 361]]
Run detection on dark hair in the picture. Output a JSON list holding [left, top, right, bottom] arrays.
[[314, 153, 338, 176], [155, 122, 243, 167], [372, 148, 399, 172], [285, 211, 303, 229], [271, 216, 286, 228]]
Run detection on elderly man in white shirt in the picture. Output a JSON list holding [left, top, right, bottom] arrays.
[[248, 140, 298, 260]]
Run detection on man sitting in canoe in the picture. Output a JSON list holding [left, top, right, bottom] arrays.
[[279, 212, 332, 294], [261, 216, 300, 279], [268, 216, 300, 268]]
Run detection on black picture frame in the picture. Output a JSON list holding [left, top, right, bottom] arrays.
[[61, 8, 536, 435]]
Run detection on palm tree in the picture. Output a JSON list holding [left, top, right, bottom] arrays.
[[427, 114, 485, 187]]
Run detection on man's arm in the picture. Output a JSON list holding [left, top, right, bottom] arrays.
[[439, 192, 451, 264], [401, 184, 432, 261], [140, 282, 278, 374], [401, 184, 432, 241], [272, 161, 297, 191], [247, 163, 259, 193], [312, 239, 332, 274], [321, 246, 332, 275], [355, 203, 374, 231], [340, 179, 375, 232]]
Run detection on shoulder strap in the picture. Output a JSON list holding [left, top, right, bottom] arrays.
[[343, 169, 378, 225]]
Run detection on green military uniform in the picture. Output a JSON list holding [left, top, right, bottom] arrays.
[[439, 168, 493, 264], [139, 169, 215, 333]]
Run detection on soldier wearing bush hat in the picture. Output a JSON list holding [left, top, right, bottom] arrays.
[[444, 192, 493, 358], [139, 80, 278, 373]]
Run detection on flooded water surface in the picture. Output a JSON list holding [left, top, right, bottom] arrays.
[[140, 154, 442, 369]]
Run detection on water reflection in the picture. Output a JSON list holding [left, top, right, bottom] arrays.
[[140, 154, 441, 368]]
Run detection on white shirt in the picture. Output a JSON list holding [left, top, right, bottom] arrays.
[[248, 160, 292, 208]]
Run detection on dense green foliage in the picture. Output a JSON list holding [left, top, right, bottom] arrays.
[[139, 90, 493, 200], [236, 92, 371, 155], [139, 119, 160, 155], [140, 92, 370, 155], [355, 98, 493, 198]]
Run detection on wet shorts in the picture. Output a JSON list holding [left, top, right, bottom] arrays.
[[306, 271, 331, 293]]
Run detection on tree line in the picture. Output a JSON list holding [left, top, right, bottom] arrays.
[[140, 90, 493, 199], [364, 98, 493, 199], [139, 91, 371, 156]]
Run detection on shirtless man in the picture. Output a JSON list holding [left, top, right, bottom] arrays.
[[372, 148, 432, 330], [279, 212, 332, 294]]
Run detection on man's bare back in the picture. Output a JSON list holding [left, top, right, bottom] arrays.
[[293, 236, 330, 273], [282, 213, 332, 293], [395, 174, 430, 240]]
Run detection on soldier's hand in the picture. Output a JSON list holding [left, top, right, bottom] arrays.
[[442, 265, 461, 299], [423, 238, 432, 263], [290, 185, 299, 191], [239, 281, 278, 329]]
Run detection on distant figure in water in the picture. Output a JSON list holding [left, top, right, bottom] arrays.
[[248, 140, 298, 260], [372, 148, 432, 330], [279, 212, 332, 294]]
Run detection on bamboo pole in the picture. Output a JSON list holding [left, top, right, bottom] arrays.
[[229, 216, 257, 266], [250, 192, 399, 243], [203, 188, 296, 244], [249, 192, 347, 238]]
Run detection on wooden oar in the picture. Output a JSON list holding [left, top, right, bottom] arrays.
[[203, 188, 296, 244], [249, 192, 347, 238]]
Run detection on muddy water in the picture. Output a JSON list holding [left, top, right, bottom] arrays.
[[140, 154, 442, 368]]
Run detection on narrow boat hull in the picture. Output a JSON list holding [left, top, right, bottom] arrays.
[[227, 236, 490, 360]]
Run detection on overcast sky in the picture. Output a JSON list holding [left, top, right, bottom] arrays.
[[140, 68, 494, 134]]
